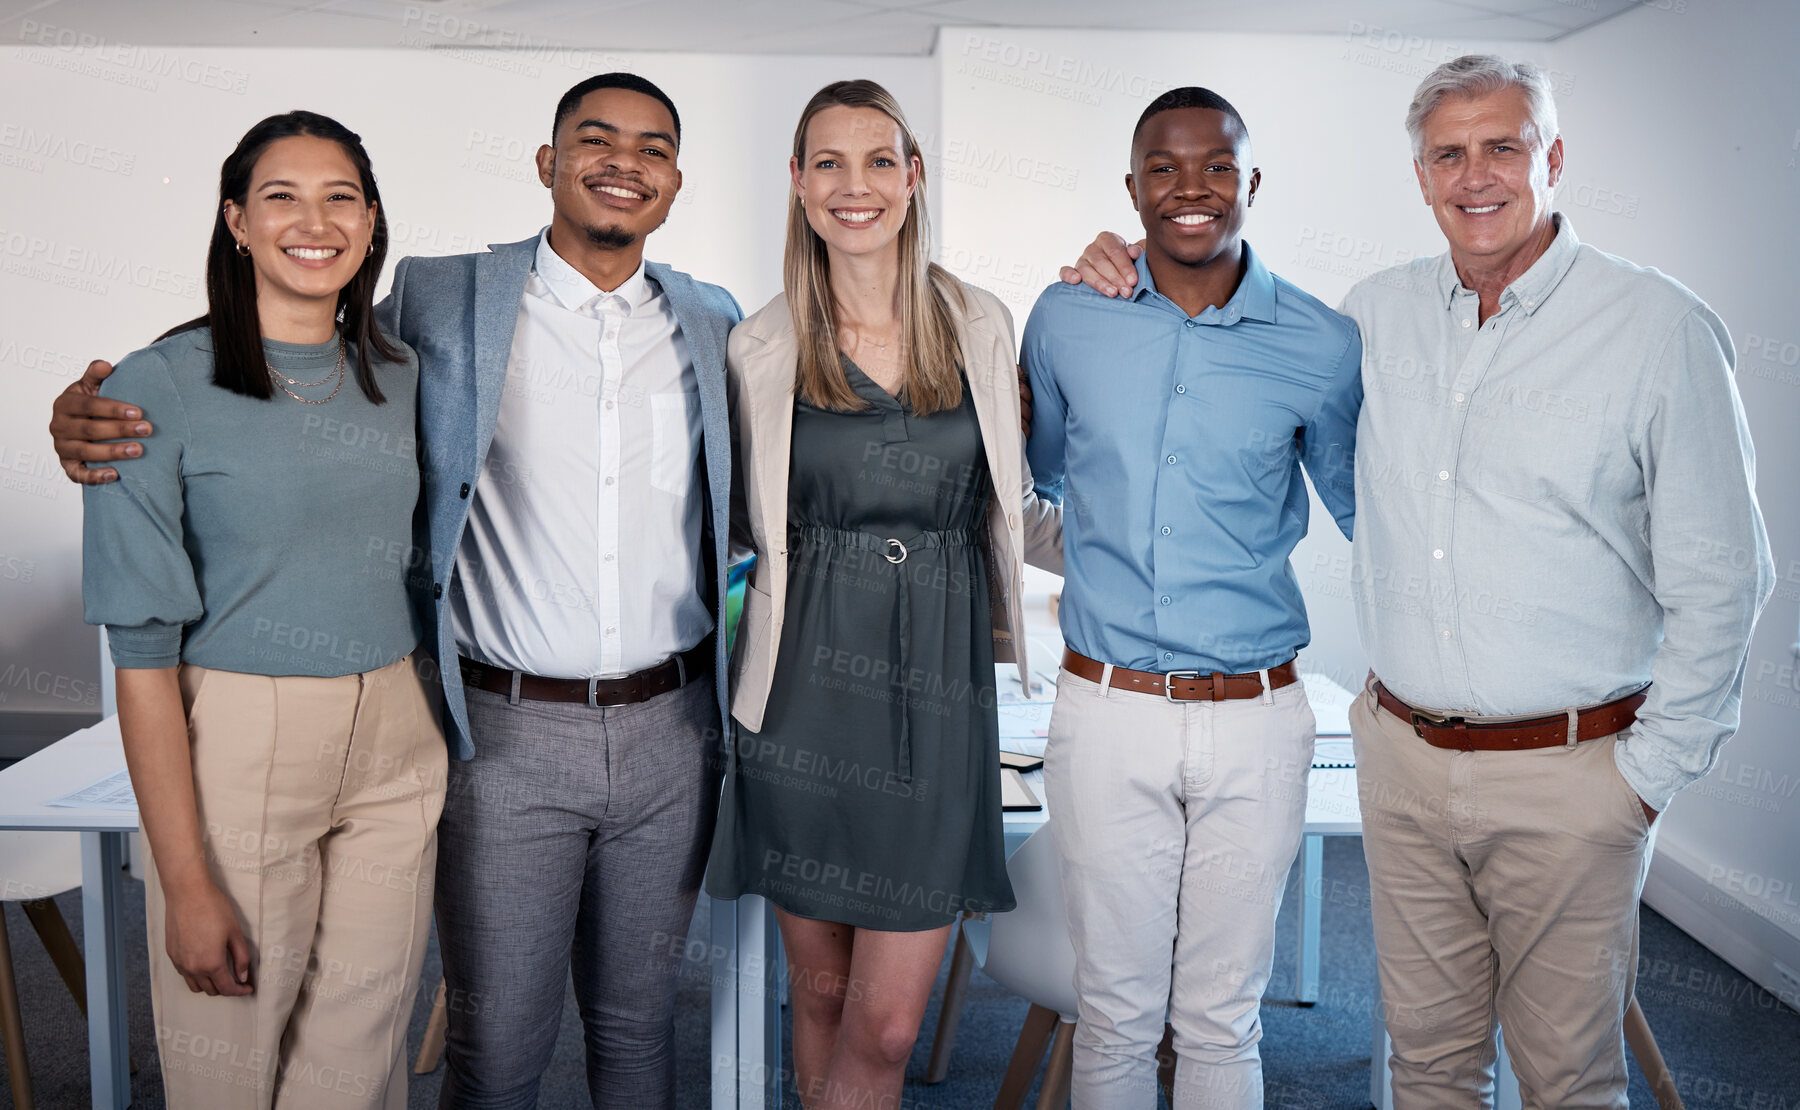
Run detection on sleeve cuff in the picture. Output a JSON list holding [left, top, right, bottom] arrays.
[[104, 624, 183, 670], [1613, 734, 1683, 814]]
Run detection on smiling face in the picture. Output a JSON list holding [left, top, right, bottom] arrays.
[[791, 104, 919, 261], [1127, 107, 1258, 273], [223, 134, 375, 311], [1414, 84, 1562, 274], [537, 86, 681, 251]]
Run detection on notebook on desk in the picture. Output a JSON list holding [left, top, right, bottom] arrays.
[[999, 750, 1044, 773], [1312, 737, 1355, 770], [1001, 768, 1042, 811]]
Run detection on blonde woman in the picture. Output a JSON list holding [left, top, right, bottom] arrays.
[[706, 80, 1061, 1107]]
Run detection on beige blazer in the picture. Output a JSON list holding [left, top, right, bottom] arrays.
[[726, 280, 1063, 733]]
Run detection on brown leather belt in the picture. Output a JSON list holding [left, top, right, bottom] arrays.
[[1061, 648, 1299, 701], [1372, 677, 1647, 752], [459, 639, 711, 708]]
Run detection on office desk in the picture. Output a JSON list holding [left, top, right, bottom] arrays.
[[0, 716, 136, 1109]]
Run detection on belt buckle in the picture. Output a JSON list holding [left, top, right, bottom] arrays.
[[588, 678, 601, 709], [1162, 669, 1200, 702], [883, 538, 908, 564], [1408, 707, 1466, 738]]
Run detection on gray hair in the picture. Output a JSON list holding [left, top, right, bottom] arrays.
[[1405, 54, 1559, 159]]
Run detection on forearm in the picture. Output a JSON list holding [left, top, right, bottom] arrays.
[[117, 668, 211, 897]]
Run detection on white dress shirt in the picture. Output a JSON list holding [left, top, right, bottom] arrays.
[[451, 229, 712, 678]]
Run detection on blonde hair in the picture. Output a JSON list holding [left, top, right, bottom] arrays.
[[785, 79, 965, 415]]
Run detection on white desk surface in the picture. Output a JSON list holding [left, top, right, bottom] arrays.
[[0, 714, 136, 832]]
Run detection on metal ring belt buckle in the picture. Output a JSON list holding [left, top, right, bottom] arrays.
[[1162, 669, 1200, 702], [1409, 707, 1466, 738], [883, 538, 908, 564]]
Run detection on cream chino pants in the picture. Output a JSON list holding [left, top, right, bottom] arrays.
[[145, 656, 446, 1108], [1045, 668, 1316, 1109], [1351, 686, 1653, 1110]]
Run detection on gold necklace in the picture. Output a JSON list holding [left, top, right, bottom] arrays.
[[267, 338, 346, 404]]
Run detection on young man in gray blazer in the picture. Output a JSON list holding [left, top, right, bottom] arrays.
[[52, 73, 740, 1109]]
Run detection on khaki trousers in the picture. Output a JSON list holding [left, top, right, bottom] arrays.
[[146, 655, 447, 1108], [1351, 686, 1653, 1110], [1044, 669, 1316, 1109]]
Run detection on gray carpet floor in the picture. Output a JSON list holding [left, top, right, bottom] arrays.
[[2, 837, 1795, 1108]]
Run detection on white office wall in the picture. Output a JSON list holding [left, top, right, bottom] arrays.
[[1547, 0, 1800, 1003], [0, 43, 935, 740]]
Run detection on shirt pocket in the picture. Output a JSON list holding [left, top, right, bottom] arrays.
[[650, 391, 701, 496], [1465, 386, 1608, 504]]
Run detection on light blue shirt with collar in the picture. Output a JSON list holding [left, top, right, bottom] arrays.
[[1023, 242, 1362, 675]]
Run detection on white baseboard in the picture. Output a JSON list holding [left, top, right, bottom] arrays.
[[1642, 835, 1800, 1012]]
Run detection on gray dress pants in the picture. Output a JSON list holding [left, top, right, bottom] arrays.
[[435, 676, 722, 1109]]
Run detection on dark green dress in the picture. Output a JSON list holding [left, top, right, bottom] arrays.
[[706, 359, 1015, 930]]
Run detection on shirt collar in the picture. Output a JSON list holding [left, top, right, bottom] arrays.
[[1129, 240, 1276, 324], [531, 226, 650, 313], [1436, 211, 1580, 317]]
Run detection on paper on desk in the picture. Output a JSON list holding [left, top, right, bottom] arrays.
[[47, 768, 138, 812], [997, 701, 1053, 740], [996, 667, 1056, 705]]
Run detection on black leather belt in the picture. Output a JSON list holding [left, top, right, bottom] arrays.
[[459, 639, 711, 708]]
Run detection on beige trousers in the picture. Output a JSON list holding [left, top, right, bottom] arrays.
[[145, 655, 447, 1109], [1351, 686, 1653, 1110], [1044, 669, 1316, 1109]]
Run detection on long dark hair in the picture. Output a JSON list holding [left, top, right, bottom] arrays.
[[162, 110, 401, 403]]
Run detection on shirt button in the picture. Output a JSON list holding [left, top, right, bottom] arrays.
[[1441, 629, 1452, 639], [1454, 392, 1466, 404], [459, 482, 470, 499], [432, 582, 443, 599], [1161, 526, 1172, 536], [606, 400, 615, 410], [1160, 596, 1171, 605], [1164, 652, 1174, 661], [1175, 384, 1186, 394], [1008, 512, 1018, 529], [1433, 549, 1444, 560], [1166, 455, 1177, 465], [1438, 470, 1449, 481], [605, 476, 616, 486], [605, 626, 617, 635], [1461, 319, 1472, 328], [1185, 320, 1197, 328], [604, 553, 615, 563]]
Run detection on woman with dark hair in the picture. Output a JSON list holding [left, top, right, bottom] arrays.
[[82, 111, 443, 1107], [706, 80, 1061, 1108]]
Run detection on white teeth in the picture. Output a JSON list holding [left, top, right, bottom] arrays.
[[1462, 204, 1502, 214], [598, 185, 643, 200], [1170, 214, 1216, 226], [833, 210, 880, 223], [284, 247, 338, 260]]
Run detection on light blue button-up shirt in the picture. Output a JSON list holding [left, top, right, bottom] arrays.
[[1023, 244, 1361, 674], [1343, 215, 1774, 811]]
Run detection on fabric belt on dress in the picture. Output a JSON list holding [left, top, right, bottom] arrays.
[[1369, 674, 1648, 751], [1060, 647, 1300, 701], [458, 637, 712, 708], [792, 524, 981, 784]]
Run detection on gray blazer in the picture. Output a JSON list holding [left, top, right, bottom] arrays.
[[726, 280, 1063, 733], [377, 234, 743, 758]]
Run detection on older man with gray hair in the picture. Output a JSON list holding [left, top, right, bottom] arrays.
[[1339, 53, 1775, 1107], [1064, 53, 1772, 1108]]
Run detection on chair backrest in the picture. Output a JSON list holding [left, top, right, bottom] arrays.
[[975, 825, 1080, 1021]]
